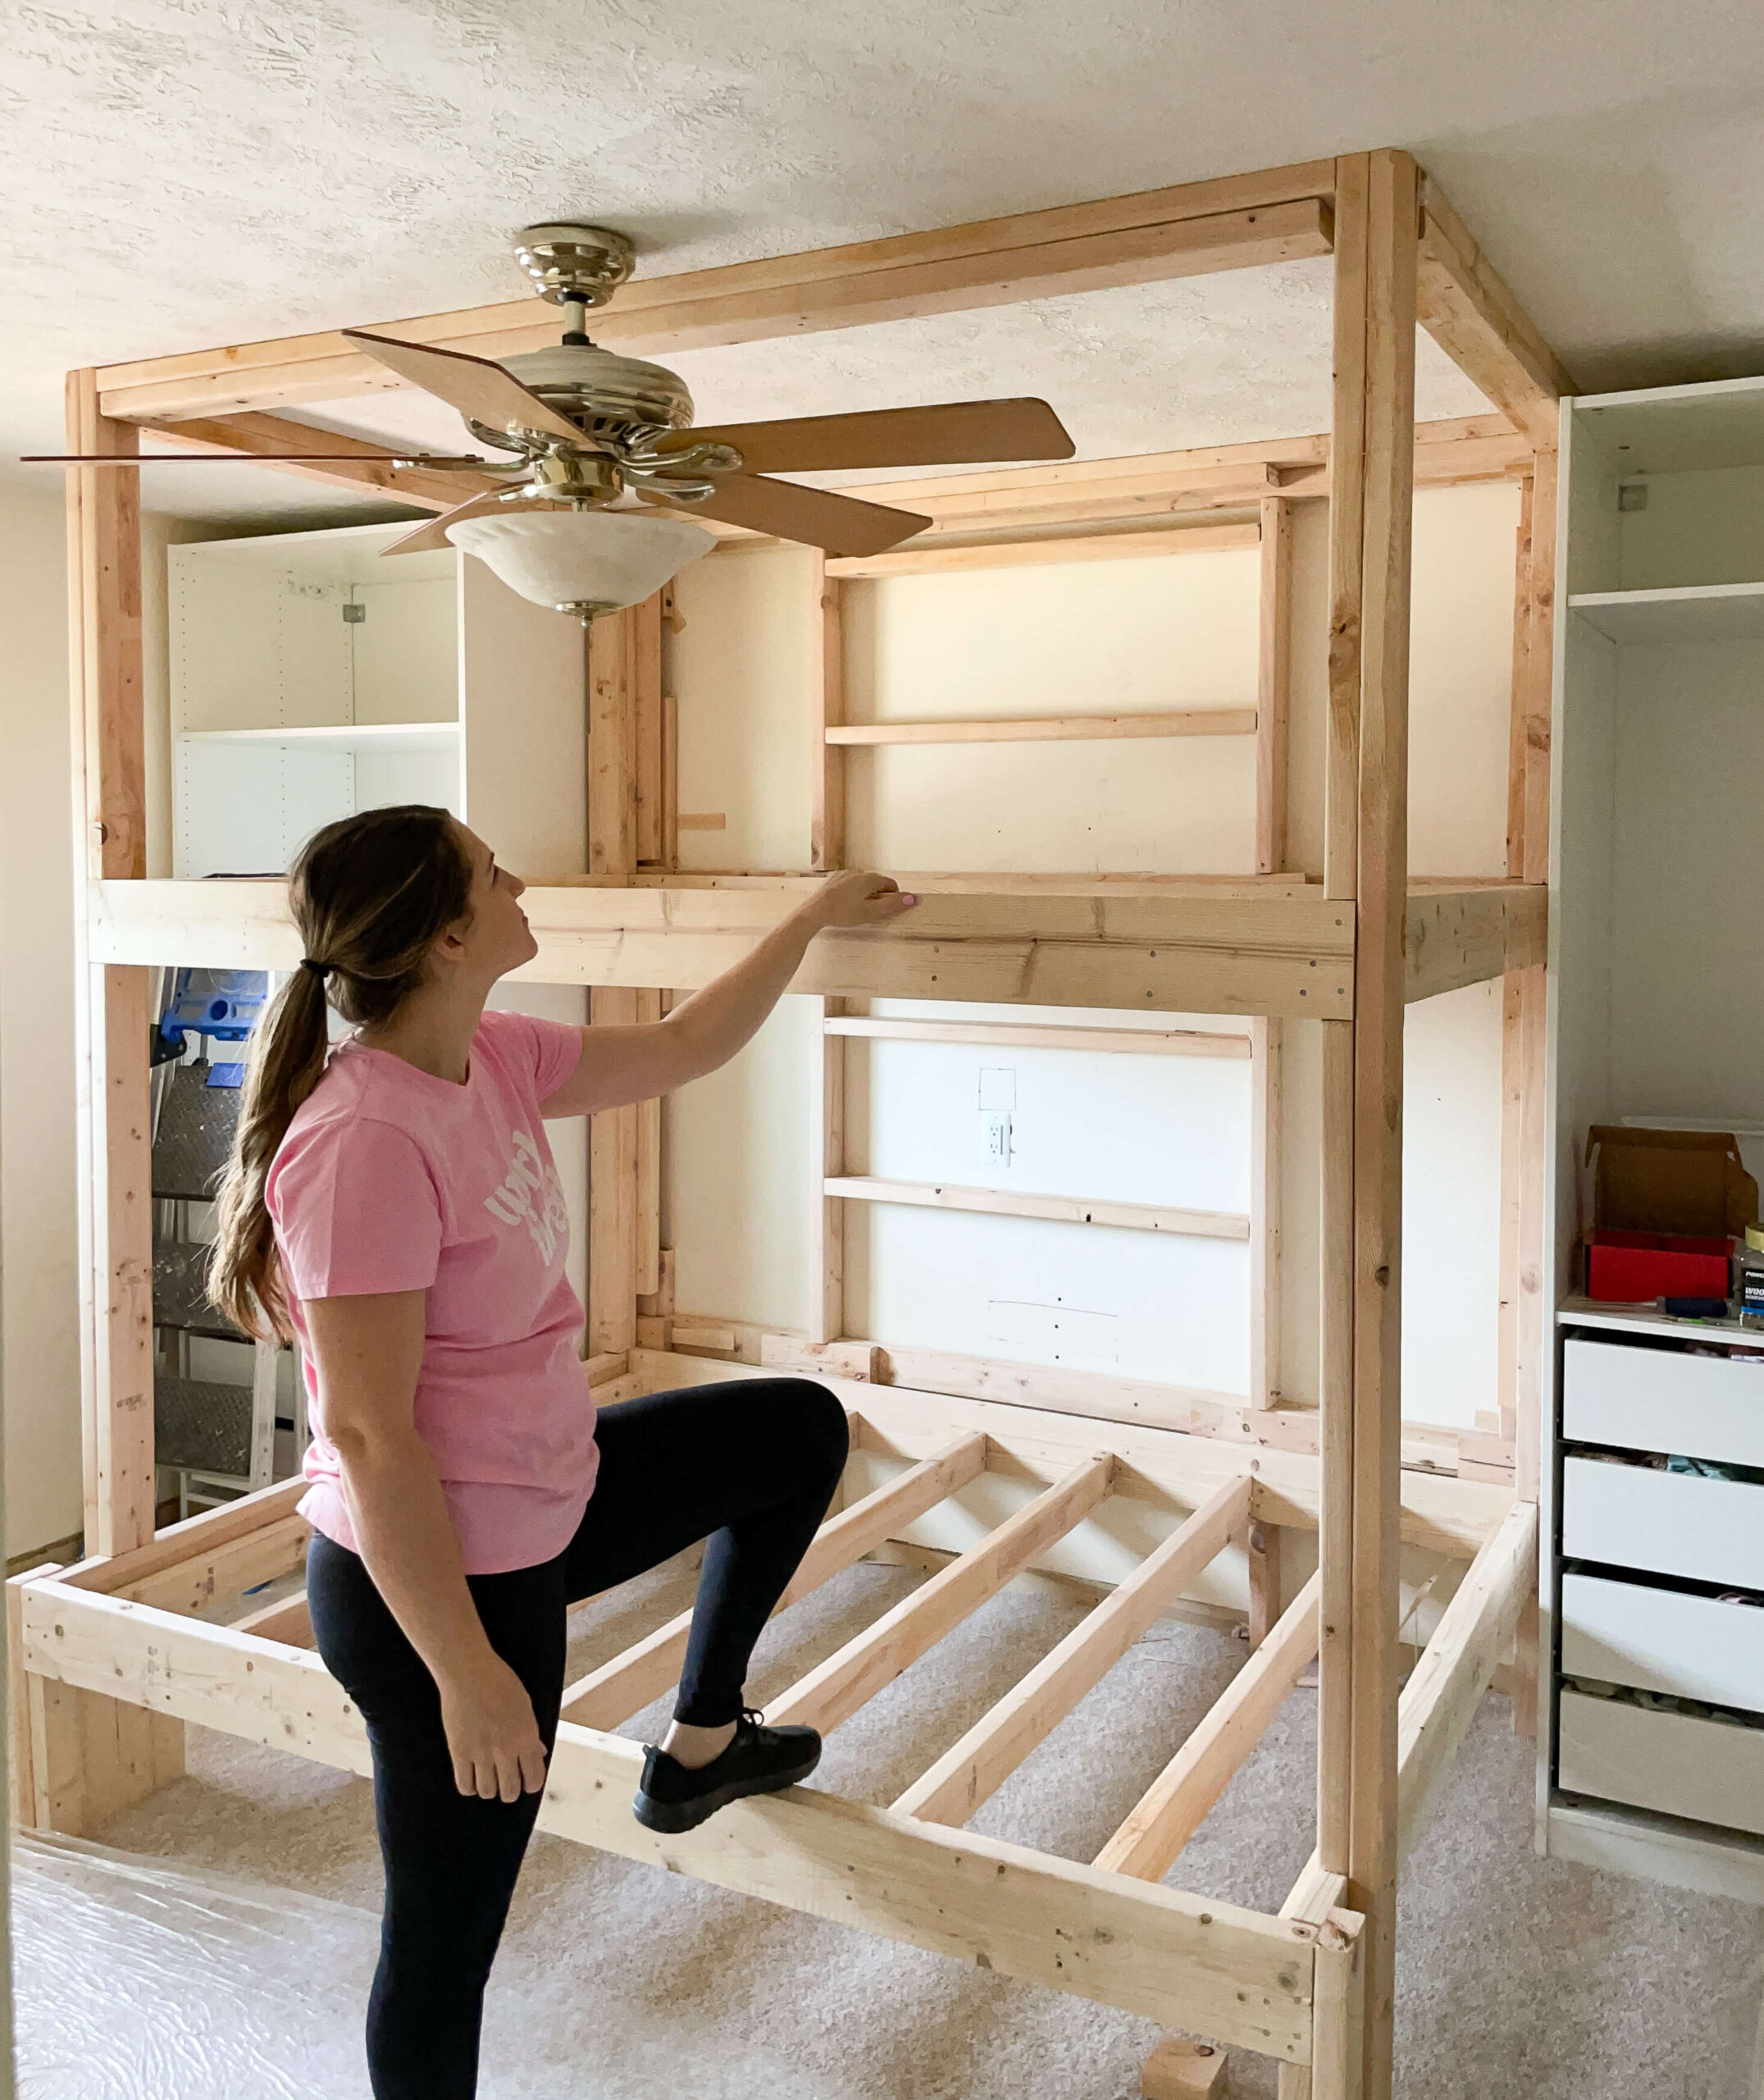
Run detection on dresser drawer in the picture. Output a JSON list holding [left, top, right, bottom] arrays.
[[1561, 1571, 1764, 1711], [1563, 1336, 1764, 1467], [1561, 1455, 1764, 1590], [1558, 1688, 1764, 1838]]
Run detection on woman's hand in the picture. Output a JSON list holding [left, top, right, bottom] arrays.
[[437, 1653, 550, 1802], [805, 870, 918, 931]]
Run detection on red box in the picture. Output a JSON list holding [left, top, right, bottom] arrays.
[[1586, 1229, 1732, 1303]]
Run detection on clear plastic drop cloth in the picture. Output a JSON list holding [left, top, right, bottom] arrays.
[[10, 1828, 844, 2100], [13, 1830, 379, 2099]]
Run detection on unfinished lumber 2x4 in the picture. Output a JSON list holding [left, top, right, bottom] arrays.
[[824, 1176, 1251, 1241], [558, 1431, 988, 1729], [1344, 146, 1420, 2100], [827, 709, 1256, 746], [893, 1474, 1251, 1827], [764, 1454, 1114, 1736], [1094, 1571, 1321, 1882]]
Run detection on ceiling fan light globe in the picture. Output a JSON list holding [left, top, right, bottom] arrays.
[[446, 509, 715, 618]]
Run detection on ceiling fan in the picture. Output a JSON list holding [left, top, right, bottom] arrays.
[[37, 222, 1076, 621]]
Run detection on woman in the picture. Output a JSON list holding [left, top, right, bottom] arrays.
[[208, 803, 915, 2100]]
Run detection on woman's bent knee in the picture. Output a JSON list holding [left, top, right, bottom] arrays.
[[775, 1377, 850, 1477]]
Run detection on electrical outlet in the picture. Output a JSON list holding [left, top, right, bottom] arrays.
[[981, 1109, 1012, 1164]]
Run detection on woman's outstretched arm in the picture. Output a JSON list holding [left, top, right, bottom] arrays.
[[539, 870, 915, 1118]]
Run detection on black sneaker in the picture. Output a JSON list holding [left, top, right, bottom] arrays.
[[632, 1708, 822, 1833]]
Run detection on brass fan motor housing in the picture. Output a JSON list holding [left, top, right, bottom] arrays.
[[467, 345, 697, 458]]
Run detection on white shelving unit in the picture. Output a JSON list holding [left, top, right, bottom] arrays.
[[167, 516, 595, 1313], [1544, 373, 1764, 1902]]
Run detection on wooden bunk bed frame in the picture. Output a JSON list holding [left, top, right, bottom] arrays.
[[14, 148, 1566, 2100]]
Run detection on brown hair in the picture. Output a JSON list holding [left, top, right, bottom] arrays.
[[207, 805, 474, 1341]]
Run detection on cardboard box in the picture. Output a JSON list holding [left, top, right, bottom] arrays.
[[1582, 1128, 1759, 1303]]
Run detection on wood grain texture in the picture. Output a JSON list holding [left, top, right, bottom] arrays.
[[1415, 179, 1575, 448], [1257, 495, 1294, 874], [826, 1176, 1251, 1240], [1346, 147, 1419, 2100], [98, 171, 1337, 419], [827, 710, 1256, 746], [765, 1456, 1115, 1735], [893, 1476, 1250, 1826]]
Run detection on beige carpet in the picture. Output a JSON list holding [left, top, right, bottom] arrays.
[[16, 1550, 1764, 2098]]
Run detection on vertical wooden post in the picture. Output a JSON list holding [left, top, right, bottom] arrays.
[[1251, 495, 1291, 1433], [41, 372, 186, 1831], [1317, 1016, 1356, 1874], [1251, 1016, 1283, 1411], [631, 591, 665, 869], [808, 557, 846, 1343], [810, 552, 845, 874], [1345, 147, 1419, 2100], [588, 606, 637, 883], [1256, 494, 1293, 878], [1499, 440, 1556, 1737], [66, 369, 157, 1558], [587, 605, 643, 1354], [1316, 149, 1370, 1894]]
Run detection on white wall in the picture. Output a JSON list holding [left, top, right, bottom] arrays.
[[0, 481, 83, 1554], [665, 480, 1521, 1430]]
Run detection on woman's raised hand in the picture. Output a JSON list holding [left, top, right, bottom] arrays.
[[809, 870, 918, 929]]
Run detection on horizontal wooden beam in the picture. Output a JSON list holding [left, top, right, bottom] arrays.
[[827, 1176, 1251, 1241], [636, 870, 1315, 897], [559, 1430, 987, 1729], [98, 167, 1335, 421], [145, 412, 506, 511], [893, 1475, 1251, 1826], [765, 1455, 1114, 1735], [826, 1016, 1252, 1058], [54, 1475, 308, 1596], [627, 1350, 1513, 1558], [1403, 883, 1546, 1002], [231, 1588, 314, 1646], [730, 415, 1527, 550], [1415, 179, 1575, 450], [89, 880, 1358, 1021], [16, 1576, 1315, 2057], [1094, 1571, 1321, 1881], [1396, 1500, 1536, 1863], [826, 519, 1258, 578], [827, 710, 1256, 746]]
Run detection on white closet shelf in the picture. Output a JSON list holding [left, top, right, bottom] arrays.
[[177, 721, 460, 753], [1569, 581, 1764, 641]]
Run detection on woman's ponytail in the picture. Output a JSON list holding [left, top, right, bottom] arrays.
[[206, 805, 474, 1341], [207, 966, 332, 1340]]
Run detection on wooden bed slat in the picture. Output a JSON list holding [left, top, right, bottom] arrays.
[[764, 1454, 1114, 1735], [1096, 1571, 1321, 1882], [559, 1431, 988, 1729], [893, 1474, 1250, 1826]]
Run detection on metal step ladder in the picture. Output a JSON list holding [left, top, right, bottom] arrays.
[[150, 969, 306, 1518]]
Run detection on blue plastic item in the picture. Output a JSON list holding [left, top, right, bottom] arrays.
[[157, 969, 267, 1053]]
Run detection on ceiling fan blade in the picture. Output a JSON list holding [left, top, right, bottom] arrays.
[[650, 473, 929, 558], [659, 399, 1075, 476], [381, 490, 545, 557], [343, 331, 585, 448]]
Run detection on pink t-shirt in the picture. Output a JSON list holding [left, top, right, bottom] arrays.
[[267, 1007, 594, 1574]]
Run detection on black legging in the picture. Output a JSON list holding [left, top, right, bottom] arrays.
[[307, 1376, 849, 2100]]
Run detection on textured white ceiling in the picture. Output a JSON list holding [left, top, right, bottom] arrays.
[[5, 0, 1762, 527]]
